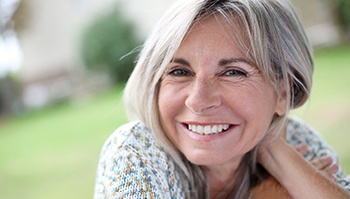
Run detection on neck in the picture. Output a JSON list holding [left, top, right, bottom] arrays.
[[206, 159, 242, 198]]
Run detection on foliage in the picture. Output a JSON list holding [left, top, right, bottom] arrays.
[[337, 0, 350, 31], [0, 75, 20, 116], [81, 7, 140, 83]]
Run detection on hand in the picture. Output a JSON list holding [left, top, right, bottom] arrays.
[[295, 142, 339, 181], [253, 144, 340, 199], [256, 123, 287, 167], [254, 133, 294, 199], [257, 124, 339, 181], [256, 124, 350, 198]]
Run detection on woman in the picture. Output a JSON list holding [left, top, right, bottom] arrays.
[[94, 0, 350, 198]]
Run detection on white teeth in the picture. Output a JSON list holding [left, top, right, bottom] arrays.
[[204, 126, 211, 134], [192, 125, 197, 132], [211, 125, 217, 133], [197, 126, 204, 134], [218, 125, 223, 132], [188, 124, 231, 135], [223, 125, 229, 130]]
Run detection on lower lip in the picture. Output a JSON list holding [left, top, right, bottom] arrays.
[[181, 124, 236, 142]]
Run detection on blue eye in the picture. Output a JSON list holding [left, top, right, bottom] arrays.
[[169, 69, 191, 76], [223, 70, 247, 77]]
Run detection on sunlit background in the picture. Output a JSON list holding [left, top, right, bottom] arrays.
[[0, 0, 349, 198]]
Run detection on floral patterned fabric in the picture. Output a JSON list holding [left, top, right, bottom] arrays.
[[94, 121, 189, 199], [94, 117, 350, 198]]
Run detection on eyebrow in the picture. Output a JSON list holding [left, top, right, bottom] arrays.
[[171, 58, 191, 66], [171, 57, 254, 67], [219, 58, 254, 67]]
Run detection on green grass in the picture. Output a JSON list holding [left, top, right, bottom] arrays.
[[0, 86, 127, 199], [0, 46, 349, 198]]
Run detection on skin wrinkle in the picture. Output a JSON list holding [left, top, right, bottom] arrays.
[[163, 58, 266, 115], [158, 15, 285, 197]]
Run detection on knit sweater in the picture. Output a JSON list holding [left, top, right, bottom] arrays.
[[94, 116, 350, 198]]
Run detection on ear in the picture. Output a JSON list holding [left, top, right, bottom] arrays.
[[275, 80, 287, 116]]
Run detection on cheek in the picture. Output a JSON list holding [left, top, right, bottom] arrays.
[[158, 88, 170, 122], [158, 84, 183, 128], [230, 85, 277, 117], [234, 84, 278, 134], [158, 83, 188, 148]]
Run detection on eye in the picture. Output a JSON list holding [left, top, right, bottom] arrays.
[[168, 68, 192, 77], [223, 69, 247, 77]]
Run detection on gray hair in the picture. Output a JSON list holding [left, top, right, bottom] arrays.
[[124, 0, 313, 198]]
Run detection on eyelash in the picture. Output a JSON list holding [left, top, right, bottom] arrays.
[[167, 68, 248, 77], [168, 68, 192, 76], [222, 69, 247, 77]]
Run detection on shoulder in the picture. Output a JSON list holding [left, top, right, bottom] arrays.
[[99, 121, 154, 157], [94, 121, 187, 198], [286, 115, 318, 144], [286, 116, 331, 160]]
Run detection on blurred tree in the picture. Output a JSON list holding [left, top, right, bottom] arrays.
[[81, 6, 140, 83], [336, 0, 350, 42], [0, 0, 21, 116], [0, 75, 19, 116], [338, 0, 350, 29]]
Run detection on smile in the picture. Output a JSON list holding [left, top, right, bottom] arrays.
[[187, 124, 231, 135]]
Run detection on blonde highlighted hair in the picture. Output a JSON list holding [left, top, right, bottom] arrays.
[[124, 0, 313, 198]]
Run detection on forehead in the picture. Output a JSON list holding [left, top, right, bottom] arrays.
[[187, 15, 241, 42], [176, 14, 250, 60]]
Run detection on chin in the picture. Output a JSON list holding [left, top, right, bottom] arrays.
[[182, 150, 238, 167], [180, 143, 255, 168]]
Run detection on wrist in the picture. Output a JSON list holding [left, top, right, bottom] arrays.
[[258, 138, 287, 167], [258, 138, 302, 182]]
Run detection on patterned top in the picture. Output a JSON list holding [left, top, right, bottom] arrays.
[[94, 116, 350, 198]]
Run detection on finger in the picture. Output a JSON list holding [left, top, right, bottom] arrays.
[[311, 155, 333, 170], [324, 163, 339, 177], [331, 174, 337, 182], [294, 142, 308, 155]]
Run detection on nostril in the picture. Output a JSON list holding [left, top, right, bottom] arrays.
[[185, 79, 222, 114], [185, 95, 221, 115]]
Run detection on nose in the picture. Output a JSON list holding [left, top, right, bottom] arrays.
[[185, 78, 221, 115]]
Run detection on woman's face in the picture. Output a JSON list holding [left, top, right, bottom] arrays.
[[158, 16, 286, 168]]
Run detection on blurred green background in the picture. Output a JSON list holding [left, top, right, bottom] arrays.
[[0, 46, 350, 199], [292, 46, 350, 172]]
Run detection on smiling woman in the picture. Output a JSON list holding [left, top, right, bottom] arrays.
[[94, 0, 350, 198], [158, 16, 283, 170]]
